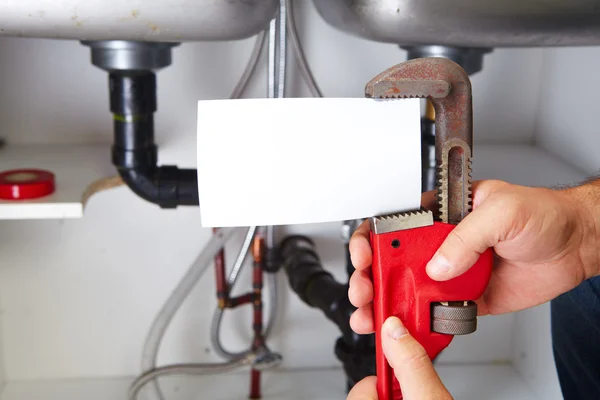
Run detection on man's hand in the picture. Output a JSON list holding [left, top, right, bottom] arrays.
[[348, 179, 600, 334], [346, 316, 452, 400]]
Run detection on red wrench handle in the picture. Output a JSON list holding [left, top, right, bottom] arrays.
[[371, 222, 493, 400]]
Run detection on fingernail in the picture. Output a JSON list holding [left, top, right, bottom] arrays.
[[384, 316, 407, 340], [427, 254, 451, 277]]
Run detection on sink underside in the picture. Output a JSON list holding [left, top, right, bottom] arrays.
[[313, 0, 600, 48], [0, 0, 278, 42]]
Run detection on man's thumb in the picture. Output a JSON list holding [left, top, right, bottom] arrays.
[[382, 317, 451, 400], [426, 201, 501, 281]]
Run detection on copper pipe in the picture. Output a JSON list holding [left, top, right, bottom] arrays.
[[425, 99, 436, 121], [213, 228, 227, 308]]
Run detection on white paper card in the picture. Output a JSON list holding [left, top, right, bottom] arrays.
[[197, 97, 421, 227]]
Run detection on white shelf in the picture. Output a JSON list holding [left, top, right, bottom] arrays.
[[0, 143, 587, 221], [0, 144, 116, 219], [0, 365, 540, 400]]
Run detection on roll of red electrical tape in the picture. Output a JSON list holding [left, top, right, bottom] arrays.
[[0, 169, 55, 200]]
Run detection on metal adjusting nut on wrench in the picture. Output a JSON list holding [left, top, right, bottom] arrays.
[[365, 57, 494, 400]]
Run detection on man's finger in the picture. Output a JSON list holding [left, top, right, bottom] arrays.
[[381, 317, 452, 400], [426, 180, 510, 281], [349, 269, 374, 308], [350, 306, 375, 334], [346, 376, 378, 400], [350, 220, 372, 271]]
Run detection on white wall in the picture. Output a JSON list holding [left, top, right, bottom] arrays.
[[508, 45, 600, 400], [512, 306, 563, 400], [535, 46, 600, 175], [0, 0, 550, 382]]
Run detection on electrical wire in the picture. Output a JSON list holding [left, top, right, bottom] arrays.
[[285, 0, 323, 98]]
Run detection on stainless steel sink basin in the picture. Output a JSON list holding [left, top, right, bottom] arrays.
[[312, 0, 600, 48], [0, 0, 278, 42]]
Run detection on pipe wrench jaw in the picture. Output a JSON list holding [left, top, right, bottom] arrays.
[[365, 57, 474, 225], [365, 80, 451, 100], [365, 58, 493, 400]]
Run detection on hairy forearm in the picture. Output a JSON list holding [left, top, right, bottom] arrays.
[[566, 177, 600, 279]]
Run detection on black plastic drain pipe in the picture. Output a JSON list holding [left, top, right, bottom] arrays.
[[109, 71, 198, 208], [279, 235, 376, 392]]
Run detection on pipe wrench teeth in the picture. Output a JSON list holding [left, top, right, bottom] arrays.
[[369, 208, 433, 234], [365, 80, 451, 100], [439, 137, 473, 224]]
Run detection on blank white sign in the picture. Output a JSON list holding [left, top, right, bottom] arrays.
[[197, 97, 421, 227]]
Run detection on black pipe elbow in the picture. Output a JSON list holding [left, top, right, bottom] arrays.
[[108, 71, 199, 208], [117, 166, 199, 209]]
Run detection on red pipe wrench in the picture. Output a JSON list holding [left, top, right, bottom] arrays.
[[365, 57, 494, 400]]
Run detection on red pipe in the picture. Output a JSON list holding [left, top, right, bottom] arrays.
[[249, 236, 265, 399], [249, 369, 261, 399], [252, 236, 265, 347]]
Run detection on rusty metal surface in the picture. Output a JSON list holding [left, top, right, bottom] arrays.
[[365, 57, 473, 224]]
